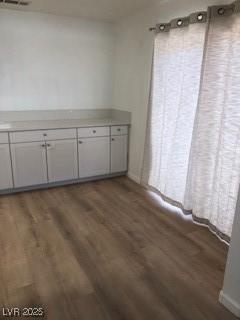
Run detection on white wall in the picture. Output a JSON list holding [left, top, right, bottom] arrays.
[[220, 187, 240, 317], [113, 0, 233, 183], [0, 9, 115, 111]]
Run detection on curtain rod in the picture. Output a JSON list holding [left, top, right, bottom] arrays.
[[149, 27, 157, 32], [149, 1, 240, 32], [149, 12, 208, 32]]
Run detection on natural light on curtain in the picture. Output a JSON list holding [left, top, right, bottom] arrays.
[[186, 4, 240, 239], [142, 2, 240, 241], [145, 19, 206, 207]]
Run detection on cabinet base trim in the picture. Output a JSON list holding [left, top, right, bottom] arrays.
[[0, 172, 127, 195]]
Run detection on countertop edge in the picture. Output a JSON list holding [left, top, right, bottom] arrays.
[[0, 119, 131, 133]]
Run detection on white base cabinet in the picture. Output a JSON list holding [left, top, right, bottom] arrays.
[[47, 140, 78, 183], [78, 137, 110, 178], [1, 125, 129, 193], [111, 135, 128, 173], [0, 144, 13, 190], [11, 142, 48, 188]]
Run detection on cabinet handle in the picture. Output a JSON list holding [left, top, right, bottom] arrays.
[[93, 130, 96, 133], [41, 144, 45, 147], [47, 144, 51, 147], [79, 141, 83, 144], [117, 128, 121, 131], [112, 138, 115, 141], [43, 133, 47, 137]]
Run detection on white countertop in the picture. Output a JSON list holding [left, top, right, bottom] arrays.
[[0, 118, 131, 133]]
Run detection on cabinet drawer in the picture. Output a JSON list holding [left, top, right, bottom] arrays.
[[10, 128, 77, 143], [44, 129, 76, 141], [10, 130, 45, 143], [0, 132, 9, 144], [78, 127, 110, 138], [111, 126, 128, 136]]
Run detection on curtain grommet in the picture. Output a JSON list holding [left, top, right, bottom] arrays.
[[218, 7, 225, 15], [197, 13, 204, 21], [177, 19, 183, 26]]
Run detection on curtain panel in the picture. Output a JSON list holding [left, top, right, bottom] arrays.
[[142, 0, 240, 241]]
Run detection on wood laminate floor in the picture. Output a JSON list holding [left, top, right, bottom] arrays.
[[0, 177, 237, 320]]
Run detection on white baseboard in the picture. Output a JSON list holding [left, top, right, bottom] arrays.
[[127, 172, 141, 184], [219, 291, 240, 318]]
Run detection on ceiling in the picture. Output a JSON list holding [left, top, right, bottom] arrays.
[[0, 0, 160, 22]]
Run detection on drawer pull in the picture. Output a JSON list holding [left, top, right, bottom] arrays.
[[43, 133, 47, 137], [41, 144, 45, 148], [93, 130, 97, 133], [117, 128, 121, 131], [112, 138, 115, 141], [79, 141, 83, 144]]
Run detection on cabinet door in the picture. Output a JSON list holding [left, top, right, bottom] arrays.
[[11, 142, 47, 188], [0, 144, 13, 190], [47, 140, 78, 183], [111, 135, 128, 173], [78, 137, 110, 178]]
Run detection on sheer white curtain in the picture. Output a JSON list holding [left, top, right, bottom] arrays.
[[186, 5, 240, 239], [143, 3, 240, 240], [142, 20, 207, 207]]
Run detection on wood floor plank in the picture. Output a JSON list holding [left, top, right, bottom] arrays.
[[0, 177, 237, 320]]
